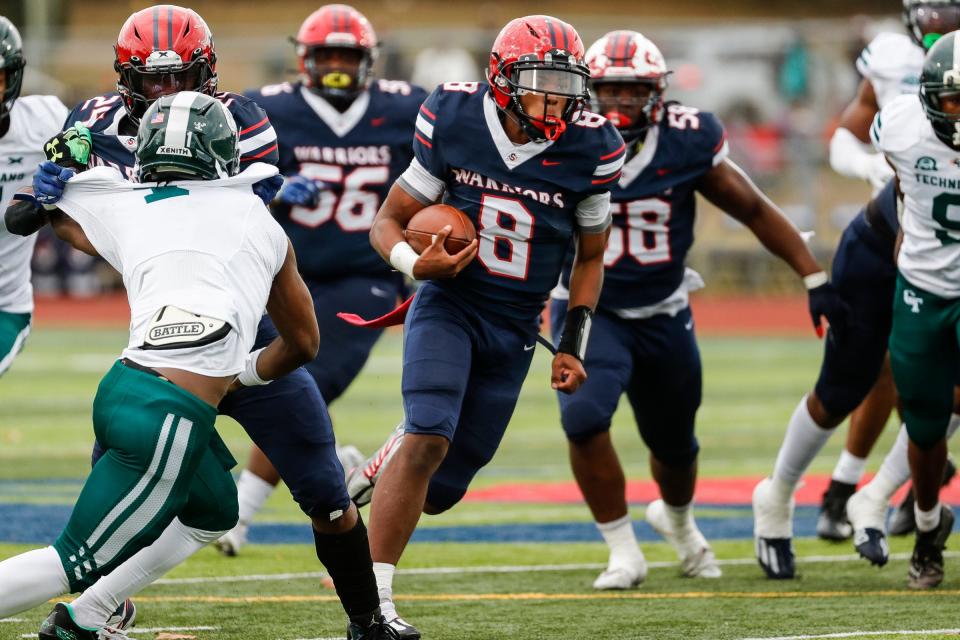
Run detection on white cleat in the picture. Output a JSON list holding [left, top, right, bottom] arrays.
[[645, 499, 722, 578], [336, 444, 366, 477], [752, 477, 795, 579], [346, 422, 405, 507], [214, 523, 248, 557], [846, 488, 891, 567], [592, 553, 648, 590]]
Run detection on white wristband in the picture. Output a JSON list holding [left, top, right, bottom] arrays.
[[803, 271, 828, 290], [238, 347, 271, 386], [389, 241, 419, 279]]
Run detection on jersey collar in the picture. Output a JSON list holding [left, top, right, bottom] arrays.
[[618, 125, 660, 188], [106, 109, 138, 154], [299, 85, 371, 138], [482, 93, 554, 170]]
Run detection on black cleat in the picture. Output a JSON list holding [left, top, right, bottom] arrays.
[[908, 505, 954, 589], [347, 615, 419, 640], [853, 527, 890, 566], [39, 602, 130, 639], [755, 537, 795, 579], [817, 479, 856, 541], [890, 458, 957, 537]]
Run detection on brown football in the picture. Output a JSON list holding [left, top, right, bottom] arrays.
[[404, 204, 476, 254]]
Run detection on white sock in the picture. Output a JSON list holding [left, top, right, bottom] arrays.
[[596, 514, 643, 566], [236, 469, 276, 526], [915, 502, 942, 533], [947, 413, 960, 439], [863, 425, 911, 502], [0, 546, 69, 617], [71, 519, 225, 629], [373, 562, 396, 619], [831, 449, 867, 485], [773, 395, 833, 489], [663, 501, 695, 538]]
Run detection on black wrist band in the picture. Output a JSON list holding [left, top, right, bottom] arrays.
[[4, 198, 48, 236], [558, 305, 593, 361]]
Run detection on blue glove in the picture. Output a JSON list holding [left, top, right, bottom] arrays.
[[252, 174, 284, 206], [808, 281, 851, 342], [32, 161, 76, 205], [277, 174, 322, 208]]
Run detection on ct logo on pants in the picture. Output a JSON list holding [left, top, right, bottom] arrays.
[[904, 289, 924, 314]]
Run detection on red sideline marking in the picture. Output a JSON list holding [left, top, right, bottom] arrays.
[[33, 294, 129, 328], [463, 474, 960, 506]]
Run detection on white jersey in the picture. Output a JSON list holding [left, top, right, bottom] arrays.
[[872, 94, 960, 298], [55, 163, 288, 376], [857, 32, 924, 109], [0, 95, 68, 313]]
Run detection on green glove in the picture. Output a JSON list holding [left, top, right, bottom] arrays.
[[43, 122, 92, 170]]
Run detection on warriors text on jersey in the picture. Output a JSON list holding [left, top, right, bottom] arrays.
[[857, 32, 924, 109], [559, 103, 727, 315], [247, 80, 427, 279], [872, 94, 960, 298], [55, 164, 288, 376], [0, 95, 69, 313], [64, 91, 278, 179], [397, 82, 624, 321]]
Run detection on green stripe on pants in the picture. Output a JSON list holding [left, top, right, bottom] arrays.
[[0, 311, 31, 377], [54, 360, 235, 591]]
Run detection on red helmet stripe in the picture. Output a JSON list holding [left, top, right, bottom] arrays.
[[604, 34, 618, 60], [625, 34, 638, 60], [615, 32, 628, 61]]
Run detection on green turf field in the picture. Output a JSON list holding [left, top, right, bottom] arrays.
[[2, 328, 956, 640]]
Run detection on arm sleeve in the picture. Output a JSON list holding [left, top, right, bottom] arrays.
[[575, 192, 612, 233], [396, 87, 447, 203]]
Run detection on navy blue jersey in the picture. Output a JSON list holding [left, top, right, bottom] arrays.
[[246, 80, 427, 279], [398, 83, 624, 321], [63, 91, 279, 179], [559, 103, 727, 311]]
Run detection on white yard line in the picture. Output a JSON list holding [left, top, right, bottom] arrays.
[[155, 551, 960, 586], [738, 628, 960, 640], [20, 626, 219, 638], [1, 618, 24, 623]]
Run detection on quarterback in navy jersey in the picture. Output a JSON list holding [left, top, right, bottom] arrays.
[[347, 16, 622, 635], [547, 31, 848, 589], [30, 7, 392, 638], [216, 4, 428, 560]]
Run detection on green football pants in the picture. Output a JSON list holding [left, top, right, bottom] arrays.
[[0, 310, 30, 377], [889, 273, 960, 450], [54, 360, 238, 592]]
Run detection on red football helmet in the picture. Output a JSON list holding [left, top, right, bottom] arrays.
[[585, 31, 669, 139], [114, 5, 217, 123], [295, 4, 378, 104], [487, 15, 590, 141]]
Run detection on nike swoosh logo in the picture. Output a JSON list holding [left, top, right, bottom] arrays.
[[684, 319, 694, 330], [370, 286, 391, 298], [542, 159, 561, 166], [657, 168, 671, 176], [523, 344, 536, 351], [371, 117, 386, 126]]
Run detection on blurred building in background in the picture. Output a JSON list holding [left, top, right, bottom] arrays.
[[5, 0, 903, 295]]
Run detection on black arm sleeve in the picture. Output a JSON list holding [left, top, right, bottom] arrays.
[[4, 199, 49, 236]]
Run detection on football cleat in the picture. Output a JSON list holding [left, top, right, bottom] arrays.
[[752, 477, 795, 579], [105, 598, 136, 631], [908, 505, 954, 589], [816, 479, 855, 541], [337, 444, 367, 478], [645, 499, 721, 578], [382, 615, 421, 640], [347, 422, 405, 507], [214, 522, 248, 557], [846, 487, 891, 566], [346, 616, 410, 640], [39, 602, 130, 640], [592, 552, 648, 590]]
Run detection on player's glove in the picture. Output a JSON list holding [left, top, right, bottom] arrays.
[[43, 123, 93, 171], [252, 174, 284, 206], [32, 160, 76, 206], [277, 174, 322, 208], [806, 273, 851, 342]]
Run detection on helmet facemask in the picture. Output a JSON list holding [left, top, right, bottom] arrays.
[[0, 58, 24, 124], [591, 77, 666, 141], [904, 1, 960, 49], [116, 50, 218, 124], [300, 43, 375, 109], [493, 51, 589, 142]]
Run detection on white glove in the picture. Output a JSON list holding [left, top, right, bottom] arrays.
[[829, 127, 893, 191]]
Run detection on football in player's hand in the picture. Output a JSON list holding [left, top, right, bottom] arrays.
[[404, 204, 476, 254]]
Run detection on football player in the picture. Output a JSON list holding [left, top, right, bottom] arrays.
[[0, 92, 338, 638], [815, 0, 960, 540], [215, 4, 427, 556], [354, 15, 623, 635], [0, 17, 67, 379], [548, 31, 845, 588], [871, 30, 960, 588], [28, 6, 390, 637]]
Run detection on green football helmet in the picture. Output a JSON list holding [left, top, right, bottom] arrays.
[[136, 91, 239, 182], [920, 31, 960, 149], [0, 16, 25, 123]]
